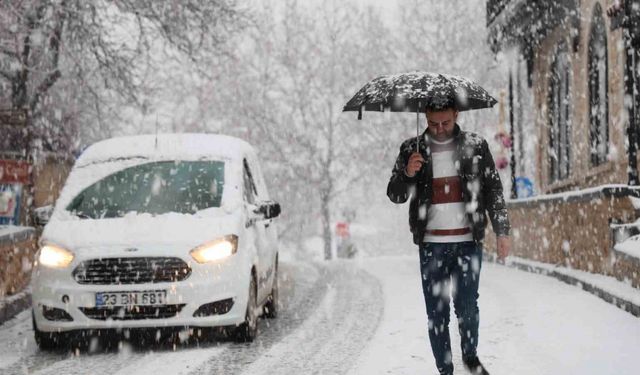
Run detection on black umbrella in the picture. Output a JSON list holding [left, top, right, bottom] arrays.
[[343, 72, 498, 150]]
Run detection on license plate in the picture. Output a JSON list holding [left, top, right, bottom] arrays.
[[95, 290, 167, 307]]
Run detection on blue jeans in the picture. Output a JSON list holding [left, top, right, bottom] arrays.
[[419, 241, 483, 375]]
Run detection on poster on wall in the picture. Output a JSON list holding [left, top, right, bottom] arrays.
[[0, 183, 22, 225], [0, 160, 30, 225]]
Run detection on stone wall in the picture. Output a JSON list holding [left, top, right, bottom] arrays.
[[18, 154, 74, 226], [612, 249, 640, 288], [31, 154, 73, 208], [484, 186, 640, 287], [0, 227, 37, 297]]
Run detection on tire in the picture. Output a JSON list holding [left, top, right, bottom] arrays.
[[263, 259, 279, 319], [33, 311, 65, 350], [234, 273, 258, 343]]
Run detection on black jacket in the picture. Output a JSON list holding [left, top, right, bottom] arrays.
[[387, 125, 510, 245]]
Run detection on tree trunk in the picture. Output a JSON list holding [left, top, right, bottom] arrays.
[[321, 193, 332, 260]]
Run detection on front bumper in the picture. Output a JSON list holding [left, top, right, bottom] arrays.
[[32, 257, 250, 333]]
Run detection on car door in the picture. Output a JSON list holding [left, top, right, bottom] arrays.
[[242, 159, 270, 304], [247, 156, 278, 291]]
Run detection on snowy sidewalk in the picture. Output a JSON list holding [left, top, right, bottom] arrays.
[[491, 255, 640, 317], [349, 255, 640, 375]]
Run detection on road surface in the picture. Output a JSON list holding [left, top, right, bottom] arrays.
[[1, 255, 639, 374]]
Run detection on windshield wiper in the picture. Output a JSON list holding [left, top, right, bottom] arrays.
[[74, 212, 93, 219]]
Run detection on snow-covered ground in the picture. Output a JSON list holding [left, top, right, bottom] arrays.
[[350, 256, 640, 374], [1, 249, 639, 374]]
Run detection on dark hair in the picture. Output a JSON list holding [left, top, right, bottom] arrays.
[[423, 93, 457, 112], [424, 101, 457, 113]]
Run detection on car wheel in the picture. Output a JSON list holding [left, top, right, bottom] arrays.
[[235, 273, 258, 343], [33, 311, 65, 350], [263, 259, 279, 319]]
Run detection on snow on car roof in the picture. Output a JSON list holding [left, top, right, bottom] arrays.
[[76, 133, 254, 167]]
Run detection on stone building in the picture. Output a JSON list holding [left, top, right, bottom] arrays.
[[485, 0, 640, 287]]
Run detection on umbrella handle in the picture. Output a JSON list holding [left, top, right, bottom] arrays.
[[416, 101, 421, 153]]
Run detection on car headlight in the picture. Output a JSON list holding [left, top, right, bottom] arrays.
[[190, 235, 238, 263], [38, 245, 74, 268]]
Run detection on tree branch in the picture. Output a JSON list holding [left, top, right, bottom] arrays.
[[30, 70, 61, 112], [0, 47, 18, 59], [0, 70, 14, 82], [29, 1, 66, 112]]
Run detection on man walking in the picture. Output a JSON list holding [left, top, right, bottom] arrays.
[[387, 103, 511, 375]]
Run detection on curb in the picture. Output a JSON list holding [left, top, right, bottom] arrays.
[[485, 253, 640, 318], [0, 292, 31, 326]]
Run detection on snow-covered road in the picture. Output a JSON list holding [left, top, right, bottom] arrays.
[[0, 260, 383, 375], [1, 254, 639, 375]]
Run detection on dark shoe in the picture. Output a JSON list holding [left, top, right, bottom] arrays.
[[462, 356, 490, 375]]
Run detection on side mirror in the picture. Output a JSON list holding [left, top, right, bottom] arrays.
[[256, 201, 281, 219], [34, 205, 53, 226]]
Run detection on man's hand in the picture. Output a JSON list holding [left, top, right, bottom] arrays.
[[496, 235, 511, 262], [606, 0, 623, 17], [405, 152, 425, 177]]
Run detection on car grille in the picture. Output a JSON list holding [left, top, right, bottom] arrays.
[[79, 305, 186, 320], [73, 257, 191, 285]]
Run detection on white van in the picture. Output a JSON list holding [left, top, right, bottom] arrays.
[[31, 134, 280, 348]]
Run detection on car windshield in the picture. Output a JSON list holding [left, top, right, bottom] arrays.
[[66, 160, 225, 219]]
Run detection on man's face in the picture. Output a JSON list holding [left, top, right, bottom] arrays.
[[426, 109, 458, 142]]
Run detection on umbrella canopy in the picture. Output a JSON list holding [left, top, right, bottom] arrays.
[[343, 72, 497, 119]]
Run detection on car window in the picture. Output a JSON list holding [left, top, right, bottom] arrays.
[[247, 156, 268, 200], [243, 159, 258, 204], [66, 160, 225, 219]]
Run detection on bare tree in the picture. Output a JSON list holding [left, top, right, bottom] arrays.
[[81, 0, 499, 257], [396, 0, 501, 135], [206, 0, 398, 259], [0, 0, 244, 152]]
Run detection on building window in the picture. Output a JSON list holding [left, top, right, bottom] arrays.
[[588, 3, 609, 166], [548, 41, 572, 183]]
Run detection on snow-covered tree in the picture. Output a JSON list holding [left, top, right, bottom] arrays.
[[0, 0, 244, 153], [214, 0, 399, 259]]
